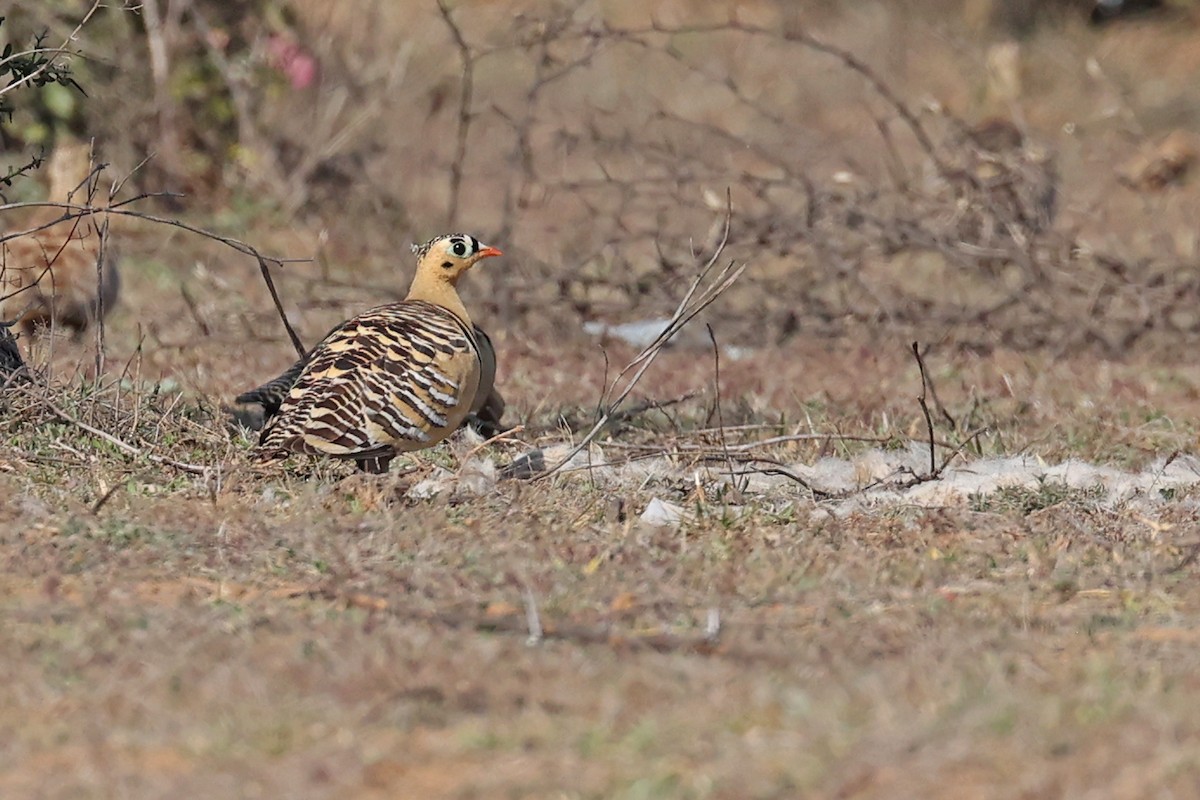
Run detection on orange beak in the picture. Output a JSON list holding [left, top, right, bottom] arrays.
[[478, 246, 503, 259]]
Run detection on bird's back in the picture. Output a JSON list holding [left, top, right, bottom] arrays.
[[255, 300, 482, 462], [237, 322, 506, 435]]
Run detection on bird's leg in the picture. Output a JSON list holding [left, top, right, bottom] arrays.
[[356, 455, 394, 474]]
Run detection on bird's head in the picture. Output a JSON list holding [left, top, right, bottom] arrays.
[[411, 233, 503, 286]]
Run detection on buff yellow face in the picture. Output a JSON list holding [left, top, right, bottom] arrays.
[[411, 234, 503, 285]]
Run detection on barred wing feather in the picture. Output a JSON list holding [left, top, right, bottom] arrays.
[[256, 301, 481, 460]]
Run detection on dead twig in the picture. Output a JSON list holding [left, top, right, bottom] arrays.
[[534, 191, 745, 480], [29, 389, 213, 475], [256, 254, 307, 359], [912, 341, 937, 476], [0, 199, 310, 359], [522, 585, 544, 647], [718, 461, 829, 500], [581, 391, 698, 435], [435, 0, 475, 228], [884, 426, 988, 492], [89, 480, 123, 514], [706, 323, 740, 493]]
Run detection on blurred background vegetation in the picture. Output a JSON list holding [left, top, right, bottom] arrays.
[[5, 0, 1200, 359]]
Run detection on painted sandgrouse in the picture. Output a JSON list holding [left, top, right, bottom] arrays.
[[251, 233, 502, 474], [0, 136, 121, 337], [234, 321, 507, 437]]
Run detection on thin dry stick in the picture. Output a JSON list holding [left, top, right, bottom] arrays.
[[93, 213, 110, 379], [706, 323, 739, 493], [458, 424, 527, 468], [917, 347, 958, 431], [23, 388, 212, 475], [256, 255, 307, 358], [0, 0, 102, 102], [911, 341, 937, 476], [90, 480, 123, 514], [842, 420, 987, 496], [522, 585, 543, 647], [720, 462, 825, 498], [0, 198, 310, 360], [88, 148, 112, 380], [533, 194, 744, 480], [435, 0, 475, 227]]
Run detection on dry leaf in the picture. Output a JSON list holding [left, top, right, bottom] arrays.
[[610, 592, 637, 613], [485, 601, 519, 617]]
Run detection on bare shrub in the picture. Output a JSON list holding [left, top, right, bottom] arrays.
[[9, 1, 1200, 357]]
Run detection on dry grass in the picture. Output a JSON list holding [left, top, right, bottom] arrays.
[[6, 1, 1200, 798], [5, 337, 1200, 798]]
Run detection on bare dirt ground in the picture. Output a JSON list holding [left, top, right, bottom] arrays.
[[7, 1, 1200, 798]]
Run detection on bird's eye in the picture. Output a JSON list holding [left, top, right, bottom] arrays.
[[451, 240, 468, 257]]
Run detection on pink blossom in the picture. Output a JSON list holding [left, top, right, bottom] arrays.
[[265, 33, 318, 90]]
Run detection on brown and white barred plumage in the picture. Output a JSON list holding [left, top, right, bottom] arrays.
[[252, 233, 503, 473], [234, 322, 506, 436], [0, 136, 121, 336]]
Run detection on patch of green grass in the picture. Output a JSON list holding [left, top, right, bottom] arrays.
[[969, 478, 1105, 515]]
